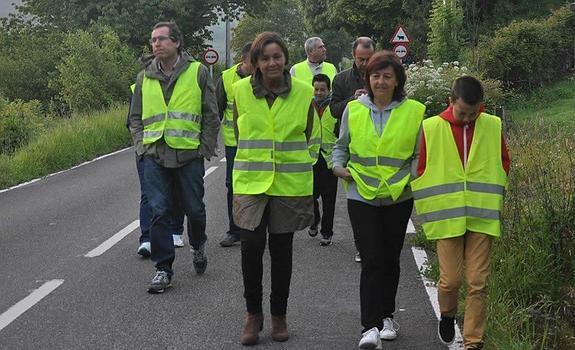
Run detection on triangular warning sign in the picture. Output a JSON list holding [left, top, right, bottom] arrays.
[[390, 26, 411, 44]]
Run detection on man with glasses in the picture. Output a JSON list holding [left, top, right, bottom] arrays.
[[128, 21, 219, 293]]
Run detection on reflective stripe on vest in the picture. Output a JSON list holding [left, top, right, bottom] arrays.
[[410, 114, 508, 240], [232, 76, 315, 196], [141, 61, 202, 149], [291, 60, 337, 85], [222, 63, 243, 147], [347, 99, 425, 200], [319, 106, 337, 168]]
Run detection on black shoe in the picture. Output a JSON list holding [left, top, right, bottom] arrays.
[[438, 315, 455, 345], [147, 270, 171, 294], [192, 246, 207, 274], [308, 226, 319, 237], [319, 235, 332, 246], [219, 233, 240, 247]]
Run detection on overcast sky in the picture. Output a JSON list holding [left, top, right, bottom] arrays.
[[0, 0, 19, 17]]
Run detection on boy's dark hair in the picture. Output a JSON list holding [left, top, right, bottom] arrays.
[[153, 22, 184, 53], [250, 32, 289, 68], [241, 41, 252, 60], [451, 76, 484, 105], [364, 51, 406, 102], [312, 73, 331, 90]]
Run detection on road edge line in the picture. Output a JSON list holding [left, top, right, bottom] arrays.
[[0, 147, 131, 194], [411, 246, 464, 349]]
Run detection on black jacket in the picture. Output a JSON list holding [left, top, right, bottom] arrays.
[[329, 63, 366, 119]]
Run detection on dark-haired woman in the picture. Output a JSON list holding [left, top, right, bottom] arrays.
[[332, 51, 425, 349], [232, 32, 318, 346]]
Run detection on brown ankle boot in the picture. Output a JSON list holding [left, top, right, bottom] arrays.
[[271, 315, 289, 342], [240, 313, 263, 346]]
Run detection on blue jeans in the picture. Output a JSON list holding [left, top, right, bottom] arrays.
[[143, 156, 207, 276], [225, 146, 241, 236], [136, 156, 184, 244]]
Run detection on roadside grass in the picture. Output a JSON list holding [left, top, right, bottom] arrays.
[[506, 77, 575, 125], [0, 105, 131, 189], [411, 79, 575, 349]]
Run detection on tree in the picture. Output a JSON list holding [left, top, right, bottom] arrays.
[[52, 24, 140, 113], [15, 0, 267, 54], [427, 0, 464, 63], [231, 0, 308, 65], [300, 0, 431, 60], [0, 18, 64, 102], [317, 28, 353, 67]]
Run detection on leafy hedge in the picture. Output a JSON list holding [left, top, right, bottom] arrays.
[[475, 4, 574, 89]]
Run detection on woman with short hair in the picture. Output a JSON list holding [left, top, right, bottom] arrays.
[[332, 51, 426, 349]]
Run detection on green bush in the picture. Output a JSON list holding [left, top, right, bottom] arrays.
[[0, 98, 45, 154], [488, 120, 575, 348], [475, 4, 574, 89], [52, 24, 139, 114], [405, 60, 504, 117]]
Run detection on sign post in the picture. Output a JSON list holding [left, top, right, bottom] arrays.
[[389, 26, 412, 63], [203, 48, 220, 78]]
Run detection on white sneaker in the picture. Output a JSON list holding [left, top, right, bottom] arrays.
[[173, 234, 184, 248], [358, 327, 382, 349], [380, 317, 399, 340], [137, 242, 151, 257], [354, 252, 362, 263]]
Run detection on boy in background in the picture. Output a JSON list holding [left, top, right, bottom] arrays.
[[309, 74, 339, 246]]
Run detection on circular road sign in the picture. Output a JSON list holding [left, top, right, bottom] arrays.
[[203, 48, 219, 65], [393, 44, 408, 59]]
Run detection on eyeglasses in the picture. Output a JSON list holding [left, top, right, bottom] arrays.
[[149, 35, 172, 45]]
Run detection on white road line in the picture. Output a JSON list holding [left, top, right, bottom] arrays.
[[220, 157, 226, 162], [411, 246, 464, 349], [204, 166, 218, 178], [83, 165, 220, 258], [407, 219, 416, 233], [85, 220, 140, 258], [0, 147, 131, 194], [0, 279, 64, 332]]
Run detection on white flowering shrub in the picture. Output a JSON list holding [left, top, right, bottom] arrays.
[[405, 60, 504, 117]]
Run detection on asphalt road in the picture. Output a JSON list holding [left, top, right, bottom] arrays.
[[0, 148, 452, 349]]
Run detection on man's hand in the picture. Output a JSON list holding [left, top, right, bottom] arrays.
[[333, 166, 353, 181], [353, 89, 368, 99]]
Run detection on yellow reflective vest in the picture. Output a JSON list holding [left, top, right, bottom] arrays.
[[347, 99, 425, 200], [141, 61, 202, 149], [232, 77, 315, 196], [411, 114, 508, 240], [221, 63, 243, 147], [319, 106, 338, 168], [291, 60, 337, 85]]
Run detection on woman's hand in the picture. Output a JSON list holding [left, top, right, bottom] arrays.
[[333, 166, 353, 181]]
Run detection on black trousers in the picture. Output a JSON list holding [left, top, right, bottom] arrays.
[[312, 154, 338, 237], [240, 207, 294, 316], [347, 198, 413, 332]]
